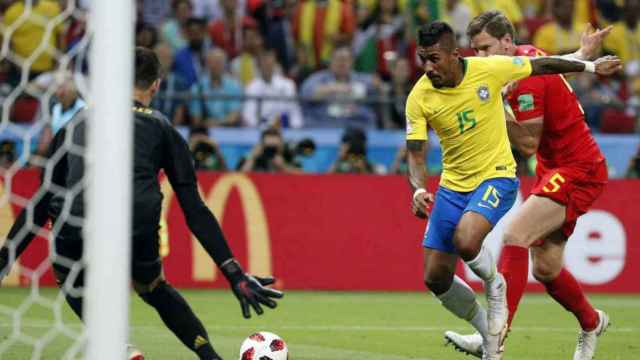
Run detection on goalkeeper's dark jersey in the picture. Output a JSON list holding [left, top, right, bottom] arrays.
[[1, 102, 232, 267]]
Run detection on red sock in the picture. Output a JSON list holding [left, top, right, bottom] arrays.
[[544, 268, 599, 331], [499, 245, 529, 327]]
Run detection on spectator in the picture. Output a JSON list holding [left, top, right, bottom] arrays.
[[189, 48, 243, 127], [353, 0, 406, 79], [65, 6, 87, 52], [0, 140, 16, 171], [381, 57, 412, 129], [50, 71, 86, 135], [442, 0, 473, 47], [292, 0, 356, 69], [596, 0, 622, 23], [208, 0, 243, 58], [161, 0, 192, 52], [2, 0, 64, 78], [570, 72, 626, 129], [174, 17, 210, 87], [265, 0, 298, 74], [230, 17, 264, 87], [189, 127, 227, 171], [139, 0, 171, 25], [533, 0, 586, 54], [627, 147, 640, 178], [238, 127, 302, 173], [289, 44, 315, 85], [300, 46, 379, 129], [151, 42, 190, 125], [329, 127, 374, 174], [243, 49, 303, 129], [603, 0, 640, 64], [135, 22, 159, 49], [192, 0, 246, 21]]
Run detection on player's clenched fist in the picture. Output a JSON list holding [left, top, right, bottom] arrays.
[[412, 188, 434, 219], [221, 259, 284, 319]]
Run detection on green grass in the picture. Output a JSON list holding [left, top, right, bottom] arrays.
[[0, 288, 639, 359]]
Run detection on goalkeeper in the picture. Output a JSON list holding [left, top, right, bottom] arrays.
[[0, 47, 283, 360]]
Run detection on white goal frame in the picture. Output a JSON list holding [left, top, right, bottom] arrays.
[[85, 0, 133, 359]]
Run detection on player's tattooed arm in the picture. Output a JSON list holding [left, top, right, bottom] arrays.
[[406, 140, 433, 219], [406, 140, 427, 192], [530, 55, 622, 76]]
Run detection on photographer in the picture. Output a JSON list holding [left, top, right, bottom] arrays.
[[238, 128, 302, 173], [329, 127, 374, 174], [189, 127, 227, 171], [627, 146, 640, 178]]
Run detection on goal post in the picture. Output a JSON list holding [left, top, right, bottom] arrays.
[[85, 0, 134, 359]]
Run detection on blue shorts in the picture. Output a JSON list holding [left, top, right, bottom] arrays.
[[423, 177, 519, 254]]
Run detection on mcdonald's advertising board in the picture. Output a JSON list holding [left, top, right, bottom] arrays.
[[1, 172, 639, 293]]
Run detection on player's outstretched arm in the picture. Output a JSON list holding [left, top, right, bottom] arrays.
[[530, 55, 622, 77], [163, 127, 283, 318], [407, 140, 434, 219], [0, 197, 52, 283], [0, 126, 69, 283]]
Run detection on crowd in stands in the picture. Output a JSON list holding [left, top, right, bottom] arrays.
[[0, 0, 639, 175]]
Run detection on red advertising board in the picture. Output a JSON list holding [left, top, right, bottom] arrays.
[[3, 172, 639, 293]]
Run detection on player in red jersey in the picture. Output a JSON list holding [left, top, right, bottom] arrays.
[[441, 11, 619, 360]]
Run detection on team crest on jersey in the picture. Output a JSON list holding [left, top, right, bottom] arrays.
[[518, 93, 535, 111], [477, 85, 490, 102], [512, 57, 525, 66]]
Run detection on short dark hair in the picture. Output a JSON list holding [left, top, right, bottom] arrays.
[[466, 11, 515, 41], [134, 46, 161, 89], [417, 21, 457, 51]]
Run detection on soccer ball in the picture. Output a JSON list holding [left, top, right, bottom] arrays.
[[239, 331, 288, 360]]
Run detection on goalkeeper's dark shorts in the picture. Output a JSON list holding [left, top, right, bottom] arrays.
[[52, 224, 162, 286]]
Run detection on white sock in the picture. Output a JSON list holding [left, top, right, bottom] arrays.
[[436, 275, 489, 339], [466, 246, 497, 282], [470, 306, 489, 340]]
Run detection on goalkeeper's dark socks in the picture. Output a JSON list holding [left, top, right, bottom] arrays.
[[195, 343, 221, 360], [139, 281, 220, 358], [64, 294, 84, 320]]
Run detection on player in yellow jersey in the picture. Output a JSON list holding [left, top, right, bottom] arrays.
[[405, 21, 621, 359]]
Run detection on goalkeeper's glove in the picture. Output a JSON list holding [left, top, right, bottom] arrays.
[[220, 259, 284, 319]]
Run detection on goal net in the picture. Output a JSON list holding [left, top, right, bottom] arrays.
[[0, 0, 133, 359]]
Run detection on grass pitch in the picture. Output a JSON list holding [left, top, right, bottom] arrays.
[[1, 288, 638, 359]]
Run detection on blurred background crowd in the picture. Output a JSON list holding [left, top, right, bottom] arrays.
[[0, 0, 639, 177]]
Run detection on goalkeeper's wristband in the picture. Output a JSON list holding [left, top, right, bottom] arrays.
[[220, 258, 244, 283], [413, 188, 427, 201]]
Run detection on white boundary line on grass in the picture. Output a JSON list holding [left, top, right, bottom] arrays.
[[2, 322, 637, 333]]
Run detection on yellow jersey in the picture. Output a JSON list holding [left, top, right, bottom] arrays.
[[406, 55, 532, 192]]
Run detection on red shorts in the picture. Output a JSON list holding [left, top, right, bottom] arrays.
[[531, 160, 608, 238]]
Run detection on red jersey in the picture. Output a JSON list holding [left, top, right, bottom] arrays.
[[507, 45, 604, 174]]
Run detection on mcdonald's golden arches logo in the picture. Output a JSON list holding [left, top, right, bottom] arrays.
[[159, 173, 273, 282]]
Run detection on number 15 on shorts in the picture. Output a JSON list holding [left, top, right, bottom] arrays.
[[480, 185, 501, 208]]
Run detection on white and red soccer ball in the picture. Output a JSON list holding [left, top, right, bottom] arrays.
[[239, 331, 288, 360]]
